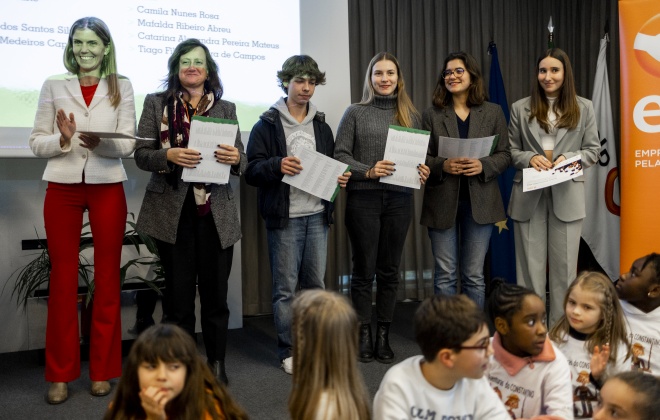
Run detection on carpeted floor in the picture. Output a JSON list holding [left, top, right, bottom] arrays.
[[0, 301, 421, 420]]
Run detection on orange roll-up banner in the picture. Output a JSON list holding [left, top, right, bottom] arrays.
[[619, 0, 660, 272]]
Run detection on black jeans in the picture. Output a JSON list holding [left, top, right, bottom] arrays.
[[155, 189, 233, 362], [345, 190, 412, 324]]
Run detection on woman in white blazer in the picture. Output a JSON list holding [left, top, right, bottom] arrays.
[[508, 48, 599, 326], [28, 17, 135, 404]]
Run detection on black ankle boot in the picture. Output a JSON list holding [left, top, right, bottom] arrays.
[[374, 322, 394, 364], [208, 360, 229, 385], [358, 323, 374, 363]]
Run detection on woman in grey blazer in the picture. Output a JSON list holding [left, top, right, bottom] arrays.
[[421, 52, 510, 309], [508, 48, 600, 325], [134, 39, 246, 385]]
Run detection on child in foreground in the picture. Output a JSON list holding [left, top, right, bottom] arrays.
[[288, 290, 370, 420], [593, 371, 660, 420], [487, 282, 573, 419], [615, 253, 660, 374], [549, 271, 631, 419], [373, 294, 509, 419], [104, 324, 248, 420]]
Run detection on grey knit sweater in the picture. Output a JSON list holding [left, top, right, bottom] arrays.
[[334, 95, 421, 193]]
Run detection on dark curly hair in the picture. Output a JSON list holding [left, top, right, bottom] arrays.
[[276, 55, 326, 94]]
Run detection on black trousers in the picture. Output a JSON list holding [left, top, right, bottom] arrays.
[[155, 188, 233, 362], [345, 190, 412, 324]]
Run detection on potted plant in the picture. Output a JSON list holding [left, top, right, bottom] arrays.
[[5, 213, 163, 308]]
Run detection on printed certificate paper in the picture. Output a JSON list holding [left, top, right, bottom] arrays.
[[182, 116, 239, 185], [523, 155, 583, 192], [436, 134, 499, 159], [282, 147, 349, 202], [380, 125, 430, 190]]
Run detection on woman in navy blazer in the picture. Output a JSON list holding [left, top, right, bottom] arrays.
[[421, 52, 510, 309], [508, 48, 600, 325], [29, 17, 136, 404]]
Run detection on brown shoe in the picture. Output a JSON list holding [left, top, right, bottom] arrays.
[[90, 380, 111, 396], [47, 382, 68, 404]]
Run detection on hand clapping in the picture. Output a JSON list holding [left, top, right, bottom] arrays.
[[56, 109, 76, 148]]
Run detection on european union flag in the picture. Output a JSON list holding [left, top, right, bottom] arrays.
[[488, 41, 516, 284]]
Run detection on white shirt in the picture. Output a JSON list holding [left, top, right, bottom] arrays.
[[488, 335, 574, 419], [374, 355, 510, 420], [553, 332, 629, 419], [621, 300, 660, 376]]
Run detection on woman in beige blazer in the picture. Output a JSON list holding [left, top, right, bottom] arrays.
[[29, 17, 136, 404], [508, 48, 600, 325]]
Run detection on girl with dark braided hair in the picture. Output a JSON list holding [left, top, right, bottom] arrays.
[[549, 271, 632, 419], [486, 282, 573, 418]]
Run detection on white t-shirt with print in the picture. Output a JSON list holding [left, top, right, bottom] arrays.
[[374, 355, 510, 420]]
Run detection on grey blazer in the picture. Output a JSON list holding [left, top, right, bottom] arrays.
[[134, 93, 246, 248], [507, 96, 600, 222], [420, 102, 511, 229]]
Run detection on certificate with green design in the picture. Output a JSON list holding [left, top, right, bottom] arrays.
[[282, 147, 350, 202], [182, 116, 239, 185], [380, 125, 430, 190]]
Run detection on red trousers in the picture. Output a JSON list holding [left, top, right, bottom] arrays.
[[44, 182, 126, 382]]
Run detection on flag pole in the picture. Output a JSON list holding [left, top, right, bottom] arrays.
[[547, 16, 554, 48]]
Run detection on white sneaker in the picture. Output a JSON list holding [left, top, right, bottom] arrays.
[[281, 357, 293, 375]]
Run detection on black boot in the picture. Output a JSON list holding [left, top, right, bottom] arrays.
[[374, 322, 394, 364], [208, 360, 229, 385], [358, 323, 374, 363]]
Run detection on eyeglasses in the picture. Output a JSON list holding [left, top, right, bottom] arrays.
[[442, 68, 466, 79], [455, 339, 490, 352], [180, 59, 206, 68]]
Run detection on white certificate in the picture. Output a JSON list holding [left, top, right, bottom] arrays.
[[437, 134, 499, 159], [523, 155, 583, 192], [380, 125, 430, 190], [182, 116, 239, 185], [282, 147, 349, 202]]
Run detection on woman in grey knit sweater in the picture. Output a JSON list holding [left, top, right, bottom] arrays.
[[334, 52, 430, 364]]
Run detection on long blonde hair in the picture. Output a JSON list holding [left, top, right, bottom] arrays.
[[359, 52, 419, 128], [289, 290, 370, 420], [550, 271, 631, 364]]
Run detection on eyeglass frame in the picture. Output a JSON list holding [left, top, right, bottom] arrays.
[[180, 58, 206, 69], [441, 67, 466, 79], [453, 338, 491, 352]]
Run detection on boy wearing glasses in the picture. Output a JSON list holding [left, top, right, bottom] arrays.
[[373, 294, 509, 419]]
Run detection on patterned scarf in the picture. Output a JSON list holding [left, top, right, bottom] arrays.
[[160, 91, 216, 216]]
